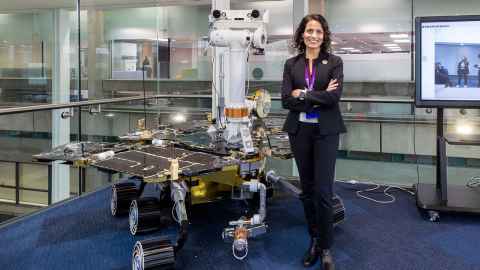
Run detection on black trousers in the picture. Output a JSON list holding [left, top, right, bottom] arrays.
[[289, 123, 339, 250]]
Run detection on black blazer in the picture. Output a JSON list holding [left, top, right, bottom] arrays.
[[281, 52, 347, 135]]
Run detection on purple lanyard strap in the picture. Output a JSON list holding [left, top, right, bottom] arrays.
[[305, 63, 316, 91], [304, 62, 319, 119]]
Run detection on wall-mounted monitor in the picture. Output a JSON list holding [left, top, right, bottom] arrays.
[[416, 15, 480, 107]]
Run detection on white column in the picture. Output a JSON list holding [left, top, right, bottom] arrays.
[[211, 0, 230, 121], [51, 9, 71, 203], [87, 8, 105, 100], [309, 0, 325, 15], [293, 0, 309, 29], [292, 0, 309, 176]]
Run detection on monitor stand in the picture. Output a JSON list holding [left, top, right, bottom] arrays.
[[415, 108, 480, 221]]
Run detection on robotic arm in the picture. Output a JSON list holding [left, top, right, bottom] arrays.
[[209, 9, 268, 149]]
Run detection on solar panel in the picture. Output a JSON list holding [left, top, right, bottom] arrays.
[[93, 145, 223, 178]]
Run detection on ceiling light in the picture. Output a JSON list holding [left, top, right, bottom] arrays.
[[390, 33, 409, 39], [384, 44, 398, 47], [393, 39, 410, 43], [456, 121, 473, 135], [340, 47, 355, 50], [171, 113, 186, 123]]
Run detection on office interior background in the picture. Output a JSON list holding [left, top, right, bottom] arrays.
[[0, 0, 479, 222]]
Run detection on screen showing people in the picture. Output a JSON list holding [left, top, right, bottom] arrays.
[[420, 19, 480, 101]]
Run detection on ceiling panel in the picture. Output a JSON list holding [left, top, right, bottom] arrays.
[[0, 0, 285, 12], [332, 32, 412, 54]]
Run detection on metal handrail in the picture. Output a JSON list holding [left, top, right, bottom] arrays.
[[0, 94, 211, 116], [0, 94, 414, 115]]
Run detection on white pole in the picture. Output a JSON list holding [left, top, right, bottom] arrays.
[[51, 9, 71, 203]]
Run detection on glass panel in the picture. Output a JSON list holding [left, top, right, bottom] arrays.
[[0, 187, 15, 202], [19, 163, 48, 190], [19, 190, 47, 205], [0, 162, 15, 211], [80, 3, 161, 100], [0, 11, 52, 106], [413, 0, 480, 16], [0, 112, 52, 162], [232, 1, 294, 97], [0, 161, 15, 186], [84, 167, 113, 193], [325, 0, 412, 82], [0, 1, 78, 108], [70, 166, 79, 196]]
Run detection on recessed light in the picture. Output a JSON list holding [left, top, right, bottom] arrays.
[[393, 39, 410, 43], [390, 33, 409, 39]]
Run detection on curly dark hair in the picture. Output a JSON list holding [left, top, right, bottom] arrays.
[[292, 14, 331, 54]]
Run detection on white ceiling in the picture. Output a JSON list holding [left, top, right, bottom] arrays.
[[332, 32, 412, 54], [0, 0, 284, 12]]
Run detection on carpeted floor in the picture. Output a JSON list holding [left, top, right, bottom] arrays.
[[1, 181, 480, 270]]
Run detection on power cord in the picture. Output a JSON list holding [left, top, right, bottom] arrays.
[[467, 176, 480, 188], [336, 179, 415, 204]]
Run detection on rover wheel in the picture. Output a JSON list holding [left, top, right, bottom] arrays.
[[129, 197, 162, 235], [132, 237, 175, 270], [111, 182, 137, 216]]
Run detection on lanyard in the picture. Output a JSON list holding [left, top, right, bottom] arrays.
[[304, 62, 319, 119], [305, 63, 316, 91]]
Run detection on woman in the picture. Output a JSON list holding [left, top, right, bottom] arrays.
[[281, 14, 346, 270]]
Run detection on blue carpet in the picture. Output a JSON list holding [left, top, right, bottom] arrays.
[[1, 182, 480, 270]]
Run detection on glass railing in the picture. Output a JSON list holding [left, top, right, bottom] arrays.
[[1, 0, 480, 229], [1, 94, 480, 219]]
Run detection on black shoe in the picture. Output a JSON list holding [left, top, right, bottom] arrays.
[[302, 238, 320, 267], [320, 249, 335, 270]]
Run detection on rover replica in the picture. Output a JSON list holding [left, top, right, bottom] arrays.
[[34, 9, 345, 270]]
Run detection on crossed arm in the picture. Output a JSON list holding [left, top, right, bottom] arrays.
[[281, 58, 344, 111]]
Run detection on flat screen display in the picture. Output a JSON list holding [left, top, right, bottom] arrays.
[[416, 15, 480, 107]]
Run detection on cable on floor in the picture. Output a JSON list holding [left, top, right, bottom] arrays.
[[336, 179, 415, 204]]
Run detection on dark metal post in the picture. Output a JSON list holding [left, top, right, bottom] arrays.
[[48, 164, 52, 205], [410, 0, 415, 81], [41, 41, 45, 78], [15, 162, 20, 205], [436, 108, 448, 204], [82, 167, 86, 193]]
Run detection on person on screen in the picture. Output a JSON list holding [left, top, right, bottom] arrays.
[[474, 54, 480, 87], [435, 63, 452, 87], [441, 65, 453, 87], [457, 56, 469, 87], [435, 62, 441, 84]]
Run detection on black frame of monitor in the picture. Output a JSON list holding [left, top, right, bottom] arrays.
[[415, 15, 480, 108]]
